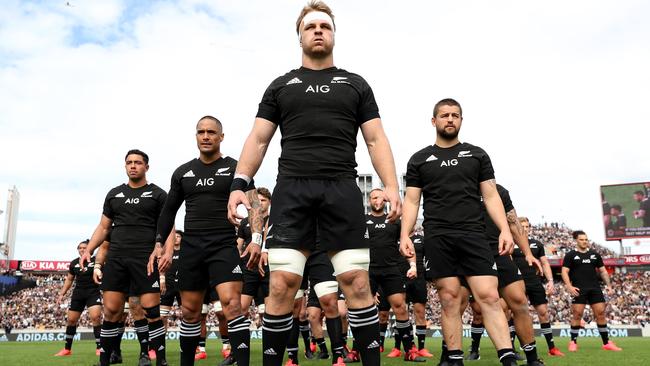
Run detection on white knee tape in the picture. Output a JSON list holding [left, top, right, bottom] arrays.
[[268, 248, 307, 276], [330, 248, 370, 276], [201, 304, 210, 314], [160, 308, 170, 317], [314, 280, 339, 297], [213, 301, 223, 313], [295, 289, 305, 299], [257, 304, 266, 313]]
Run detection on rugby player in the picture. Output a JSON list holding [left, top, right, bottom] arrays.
[[82, 149, 173, 366], [562, 230, 622, 352], [156, 116, 262, 366], [54, 240, 102, 357], [228, 2, 401, 365], [401, 98, 518, 366]]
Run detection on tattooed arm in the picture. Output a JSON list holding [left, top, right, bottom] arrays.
[[241, 189, 263, 269]]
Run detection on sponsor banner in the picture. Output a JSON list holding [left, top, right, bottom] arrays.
[[622, 254, 650, 265], [1, 327, 643, 341], [548, 255, 649, 267], [19, 260, 71, 272]]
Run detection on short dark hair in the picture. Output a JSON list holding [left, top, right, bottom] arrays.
[[125, 149, 149, 164], [612, 204, 622, 211], [572, 230, 586, 239], [257, 187, 272, 200], [433, 98, 462, 118], [197, 115, 223, 131], [77, 239, 89, 248], [634, 190, 645, 196], [175, 229, 184, 237]]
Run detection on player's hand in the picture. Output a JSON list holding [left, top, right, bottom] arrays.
[[498, 230, 515, 256], [56, 294, 64, 304], [406, 265, 417, 280], [160, 278, 167, 295], [400, 236, 415, 259], [258, 252, 269, 277], [93, 265, 103, 285], [525, 255, 543, 275], [384, 188, 402, 223], [243, 243, 261, 270], [605, 285, 614, 296], [227, 190, 249, 225], [568, 285, 580, 297], [147, 245, 163, 276], [374, 293, 380, 305], [545, 281, 555, 295], [158, 250, 172, 274], [79, 252, 92, 268]]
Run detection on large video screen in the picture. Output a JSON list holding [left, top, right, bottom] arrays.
[[601, 182, 650, 240]]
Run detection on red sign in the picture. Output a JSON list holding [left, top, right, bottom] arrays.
[[19, 260, 70, 272], [623, 255, 650, 265]]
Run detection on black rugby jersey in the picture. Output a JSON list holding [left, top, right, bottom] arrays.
[[237, 216, 269, 261], [69, 256, 99, 291], [102, 183, 167, 256], [157, 157, 254, 240], [257, 67, 380, 179], [562, 249, 604, 289], [366, 214, 401, 269], [639, 198, 650, 226], [513, 238, 546, 282], [484, 184, 514, 253], [405, 142, 494, 235]]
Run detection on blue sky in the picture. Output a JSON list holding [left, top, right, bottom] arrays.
[[1, 0, 650, 260]]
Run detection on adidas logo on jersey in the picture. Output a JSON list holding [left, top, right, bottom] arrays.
[[286, 77, 303, 85], [264, 348, 277, 355], [458, 150, 472, 157], [425, 154, 438, 162], [574, 255, 581, 260], [492, 263, 497, 270], [366, 220, 374, 224], [115, 192, 125, 198], [183, 170, 196, 178], [237, 343, 248, 349], [152, 281, 160, 288], [367, 340, 380, 349], [232, 265, 242, 274], [141, 191, 153, 198]]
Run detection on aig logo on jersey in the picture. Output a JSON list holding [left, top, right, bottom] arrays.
[[375, 223, 386, 229], [125, 198, 140, 204], [440, 159, 458, 167], [306, 85, 330, 93], [196, 178, 214, 186]]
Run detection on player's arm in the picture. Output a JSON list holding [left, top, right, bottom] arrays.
[[598, 266, 612, 289], [241, 190, 264, 269], [82, 215, 112, 267], [228, 118, 277, 223], [154, 226, 176, 275], [93, 241, 109, 284], [561, 265, 579, 296], [361, 118, 401, 222], [57, 273, 75, 303], [507, 208, 542, 273], [480, 179, 514, 255], [539, 255, 555, 294], [236, 237, 246, 255], [399, 187, 421, 259], [156, 174, 185, 245]]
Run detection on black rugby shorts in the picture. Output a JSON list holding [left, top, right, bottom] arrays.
[[160, 283, 182, 307], [524, 280, 548, 306], [101, 255, 159, 295], [307, 285, 321, 309], [424, 232, 497, 280], [572, 287, 606, 305], [69, 288, 102, 312], [495, 255, 523, 289], [406, 278, 428, 304], [178, 230, 242, 291], [241, 260, 270, 300], [305, 250, 336, 285], [267, 178, 366, 251]]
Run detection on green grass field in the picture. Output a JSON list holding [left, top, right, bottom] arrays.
[[0, 337, 646, 365]]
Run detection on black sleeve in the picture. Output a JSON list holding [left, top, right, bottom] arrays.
[[356, 78, 380, 125], [237, 218, 248, 239], [68, 260, 76, 276], [595, 253, 604, 267], [537, 242, 546, 258], [102, 191, 114, 219], [256, 80, 281, 124], [498, 186, 515, 213], [156, 172, 184, 242], [619, 215, 627, 228], [562, 251, 573, 269], [478, 148, 495, 183], [405, 155, 422, 188]]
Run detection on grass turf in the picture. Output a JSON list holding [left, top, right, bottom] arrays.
[[0, 337, 645, 365]]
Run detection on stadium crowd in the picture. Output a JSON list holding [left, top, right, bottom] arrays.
[[1, 224, 648, 331]]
